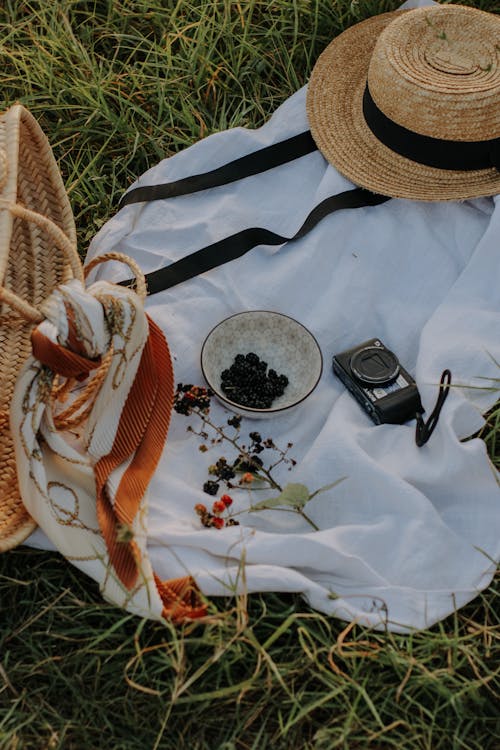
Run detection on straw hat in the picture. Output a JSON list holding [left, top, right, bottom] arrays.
[[306, 4, 500, 201], [0, 104, 81, 551]]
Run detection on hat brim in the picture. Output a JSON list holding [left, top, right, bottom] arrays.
[[306, 10, 500, 201]]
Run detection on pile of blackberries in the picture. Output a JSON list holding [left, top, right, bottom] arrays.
[[220, 352, 289, 409]]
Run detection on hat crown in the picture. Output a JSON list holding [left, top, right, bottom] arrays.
[[426, 40, 486, 76], [367, 5, 500, 142]]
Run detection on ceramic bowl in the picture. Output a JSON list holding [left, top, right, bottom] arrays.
[[200, 311, 323, 419]]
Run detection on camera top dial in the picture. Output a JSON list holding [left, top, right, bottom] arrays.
[[350, 342, 400, 387]]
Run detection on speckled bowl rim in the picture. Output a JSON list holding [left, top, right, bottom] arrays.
[[200, 310, 323, 416]]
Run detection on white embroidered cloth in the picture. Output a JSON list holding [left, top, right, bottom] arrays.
[[27, 1, 500, 632]]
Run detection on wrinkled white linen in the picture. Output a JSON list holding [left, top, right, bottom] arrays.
[[27, 0, 500, 632]]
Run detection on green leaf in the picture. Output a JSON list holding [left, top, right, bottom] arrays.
[[308, 477, 347, 500], [250, 483, 310, 512]]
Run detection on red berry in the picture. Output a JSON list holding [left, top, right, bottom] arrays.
[[212, 500, 226, 515], [212, 516, 224, 529], [221, 494, 233, 507], [194, 503, 208, 516]]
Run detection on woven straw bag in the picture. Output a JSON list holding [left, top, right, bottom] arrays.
[[0, 104, 82, 551]]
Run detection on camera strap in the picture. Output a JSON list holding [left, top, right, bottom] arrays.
[[415, 369, 452, 447], [116, 130, 390, 295]]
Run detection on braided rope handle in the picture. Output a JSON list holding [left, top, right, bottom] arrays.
[[0, 199, 83, 322], [51, 348, 115, 431], [84, 252, 147, 302]]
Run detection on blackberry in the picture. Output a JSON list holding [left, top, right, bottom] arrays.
[[214, 458, 236, 481], [203, 480, 219, 496], [219, 466, 236, 481], [174, 400, 190, 416], [220, 352, 289, 410], [236, 454, 263, 472]]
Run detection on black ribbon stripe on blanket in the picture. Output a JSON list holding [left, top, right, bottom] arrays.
[[118, 131, 318, 208], [116, 130, 390, 294], [120, 187, 389, 295]]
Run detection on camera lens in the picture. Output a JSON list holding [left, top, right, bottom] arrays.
[[350, 346, 400, 386]]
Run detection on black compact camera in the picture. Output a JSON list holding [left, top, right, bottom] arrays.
[[332, 338, 423, 425]]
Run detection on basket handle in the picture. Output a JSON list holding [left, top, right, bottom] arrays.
[[84, 252, 147, 302], [0, 200, 83, 322], [0, 150, 7, 193]]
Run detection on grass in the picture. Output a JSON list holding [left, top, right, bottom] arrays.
[[2, 548, 499, 750], [0, 1, 499, 748]]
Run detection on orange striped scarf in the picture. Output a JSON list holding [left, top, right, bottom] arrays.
[[11, 278, 206, 622]]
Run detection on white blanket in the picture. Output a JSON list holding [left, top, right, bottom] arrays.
[[27, 2, 500, 632]]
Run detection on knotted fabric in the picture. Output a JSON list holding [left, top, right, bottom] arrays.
[[11, 278, 206, 622]]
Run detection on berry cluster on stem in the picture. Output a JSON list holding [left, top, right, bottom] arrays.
[[195, 495, 238, 530], [173, 383, 323, 530]]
